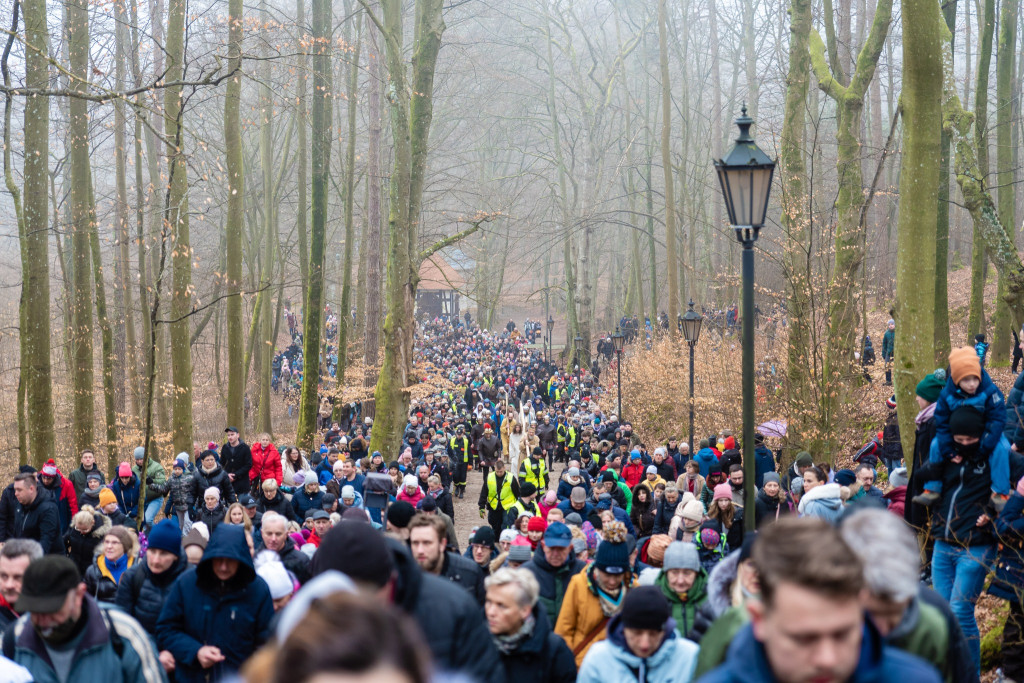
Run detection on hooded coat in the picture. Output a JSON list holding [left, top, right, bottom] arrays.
[[190, 464, 236, 511], [654, 567, 710, 640], [577, 612, 699, 683], [156, 525, 275, 682], [694, 448, 718, 478], [797, 483, 844, 524], [110, 474, 141, 522], [84, 552, 136, 603], [64, 511, 111, 576], [290, 485, 325, 520]]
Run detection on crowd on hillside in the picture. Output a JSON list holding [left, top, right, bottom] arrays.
[[0, 314, 1023, 683]]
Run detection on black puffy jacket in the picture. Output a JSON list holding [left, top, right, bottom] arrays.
[[919, 442, 996, 546], [498, 603, 577, 683], [253, 536, 311, 584], [189, 465, 236, 512], [84, 553, 135, 603], [440, 551, 484, 604], [387, 539, 503, 683], [256, 489, 297, 522], [64, 512, 110, 576], [114, 554, 189, 635], [13, 487, 61, 554]]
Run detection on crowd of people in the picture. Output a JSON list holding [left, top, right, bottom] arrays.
[[0, 315, 1022, 683]]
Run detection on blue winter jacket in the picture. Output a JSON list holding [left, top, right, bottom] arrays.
[[1003, 369, 1024, 445], [933, 370, 1005, 460], [694, 448, 718, 478], [156, 525, 274, 682], [753, 445, 776, 488], [110, 475, 141, 521], [696, 620, 941, 683], [291, 486, 325, 519], [991, 491, 1024, 603], [579, 614, 698, 683]]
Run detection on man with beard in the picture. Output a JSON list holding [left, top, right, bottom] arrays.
[[0, 540, 43, 630], [408, 514, 484, 604], [4, 555, 164, 681]]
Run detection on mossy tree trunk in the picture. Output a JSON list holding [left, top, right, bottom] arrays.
[[895, 0, 941, 463], [991, 0, 1019, 364], [295, 0, 332, 451], [68, 0, 95, 454], [658, 0, 678, 330], [256, 0, 276, 436], [933, 1, 956, 364], [225, 0, 244, 436], [780, 0, 813, 455]]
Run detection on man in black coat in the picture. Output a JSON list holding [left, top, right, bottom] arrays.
[[220, 426, 253, 496], [0, 466, 35, 543], [485, 567, 576, 683], [408, 513, 484, 604], [311, 519, 502, 683], [254, 511, 311, 584], [11, 473, 61, 554]]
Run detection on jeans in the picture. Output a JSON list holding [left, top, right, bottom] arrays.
[[931, 540, 995, 675], [144, 496, 164, 529]]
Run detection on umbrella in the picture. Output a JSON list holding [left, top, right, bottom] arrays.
[[757, 420, 787, 437]]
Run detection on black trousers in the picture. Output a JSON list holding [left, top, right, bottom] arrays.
[[487, 508, 506, 537], [1004, 599, 1024, 680], [454, 461, 468, 490]]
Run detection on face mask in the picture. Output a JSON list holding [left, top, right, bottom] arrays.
[[955, 440, 981, 459]]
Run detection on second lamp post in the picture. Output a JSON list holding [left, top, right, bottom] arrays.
[[681, 300, 703, 455]]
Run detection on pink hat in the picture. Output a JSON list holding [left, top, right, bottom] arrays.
[[712, 483, 733, 502], [117, 462, 132, 478]]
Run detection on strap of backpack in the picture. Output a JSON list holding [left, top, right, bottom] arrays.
[[100, 608, 125, 658]]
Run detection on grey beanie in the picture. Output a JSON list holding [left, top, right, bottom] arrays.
[[507, 545, 532, 563], [565, 512, 583, 526], [888, 467, 909, 489], [662, 541, 701, 572], [791, 477, 804, 495], [572, 537, 587, 555], [762, 472, 781, 486]]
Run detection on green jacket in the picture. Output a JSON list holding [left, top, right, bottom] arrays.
[[693, 606, 749, 678], [655, 567, 708, 638], [133, 458, 167, 503], [888, 598, 950, 682]]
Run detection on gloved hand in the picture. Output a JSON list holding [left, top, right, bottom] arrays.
[[479, 508, 485, 519], [146, 476, 154, 486]]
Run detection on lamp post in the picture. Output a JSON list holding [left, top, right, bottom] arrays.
[[612, 327, 625, 418], [714, 106, 776, 533], [547, 316, 555, 364], [681, 300, 704, 456]]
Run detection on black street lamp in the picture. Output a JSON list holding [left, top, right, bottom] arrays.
[[611, 326, 625, 419], [714, 105, 776, 533], [681, 300, 704, 456], [547, 316, 555, 364]]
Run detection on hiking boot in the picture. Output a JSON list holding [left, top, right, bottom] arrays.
[[912, 491, 941, 507]]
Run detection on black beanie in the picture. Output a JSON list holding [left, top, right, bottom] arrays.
[[949, 406, 986, 438], [310, 522, 394, 586], [387, 501, 416, 529], [620, 586, 670, 631]]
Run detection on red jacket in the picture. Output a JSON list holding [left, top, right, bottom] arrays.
[[622, 462, 645, 489], [250, 442, 283, 486]]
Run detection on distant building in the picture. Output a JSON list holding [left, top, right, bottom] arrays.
[[417, 256, 466, 319]]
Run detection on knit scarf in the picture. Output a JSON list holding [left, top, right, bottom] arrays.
[[915, 402, 936, 426], [492, 613, 535, 654], [586, 564, 626, 617]]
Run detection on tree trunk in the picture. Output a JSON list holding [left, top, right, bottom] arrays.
[[256, 0, 276, 436], [296, 0, 332, 450], [781, 0, 813, 454], [658, 0, 679, 328], [295, 0, 309, 305], [68, 0, 95, 454], [968, 0, 994, 340], [165, 0, 194, 454], [368, 0, 452, 457], [895, 0, 941, 462], [992, 0, 1019, 364], [89, 181, 118, 461], [225, 0, 245, 437], [363, 17, 383, 403], [934, 0, 956, 363]]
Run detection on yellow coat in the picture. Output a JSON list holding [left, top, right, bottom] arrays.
[[554, 568, 636, 666]]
